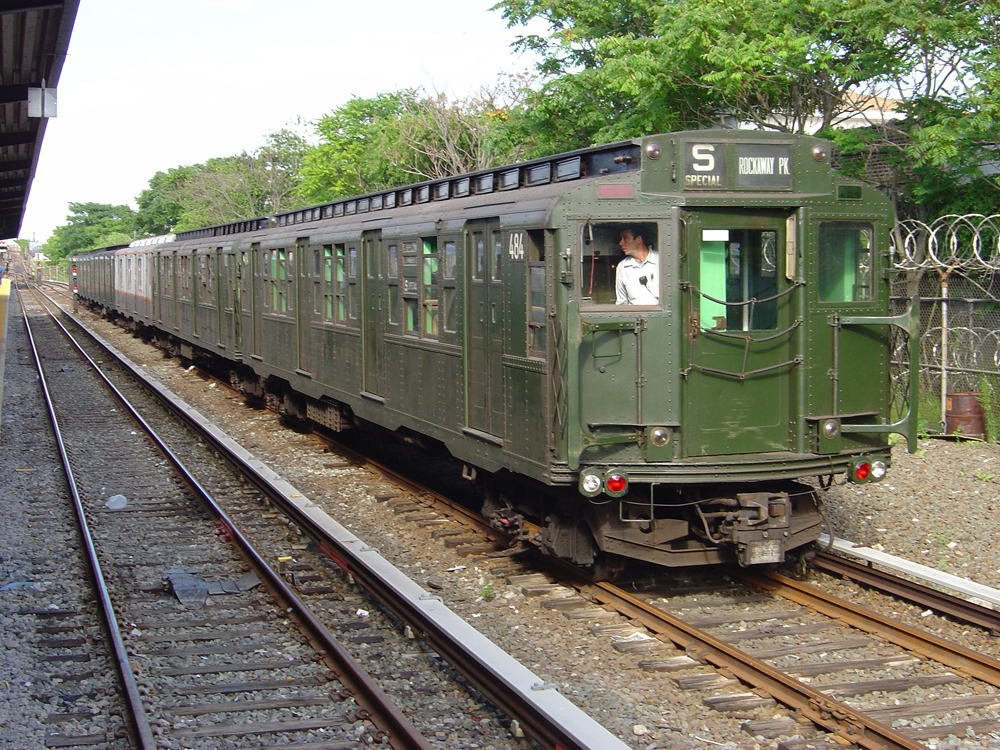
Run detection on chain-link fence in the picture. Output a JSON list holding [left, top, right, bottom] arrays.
[[892, 214, 1000, 441]]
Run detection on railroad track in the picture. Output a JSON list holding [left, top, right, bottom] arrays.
[[22, 280, 634, 750], [282, 432, 1000, 749], [54, 280, 1000, 749], [17, 282, 433, 750]]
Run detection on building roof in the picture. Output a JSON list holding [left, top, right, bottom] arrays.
[[0, 1, 79, 239]]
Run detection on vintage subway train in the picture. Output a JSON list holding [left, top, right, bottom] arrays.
[[75, 130, 917, 575]]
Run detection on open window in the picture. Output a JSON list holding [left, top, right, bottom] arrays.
[[699, 228, 778, 331], [580, 221, 659, 306]]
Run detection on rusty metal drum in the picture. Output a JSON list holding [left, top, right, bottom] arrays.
[[945, 392, 985, 439]]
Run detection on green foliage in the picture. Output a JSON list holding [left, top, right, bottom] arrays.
[[479, 581, 495, 601], [298, 93, 414, 204], [496, 0, 1000, 217], [137, 126, 312, 232], [135, 166, 195, 236], [44, 202, 136, 260], [299, 84, 535, 204], [979, 375, 1000, 444]]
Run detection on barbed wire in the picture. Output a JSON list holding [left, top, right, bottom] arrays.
[[893, 214, 1000, 272]]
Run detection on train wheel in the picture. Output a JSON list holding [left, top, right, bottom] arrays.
[[587, 552, 626, 582]]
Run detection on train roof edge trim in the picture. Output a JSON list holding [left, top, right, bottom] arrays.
[[129, 234, 177, 248], [83, 129, 846, 256], [272, 137, 643, 231]]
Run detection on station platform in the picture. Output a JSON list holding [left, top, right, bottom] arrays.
[[0, 277, 10, 429]]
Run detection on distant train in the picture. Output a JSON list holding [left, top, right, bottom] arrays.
[[76, 130, 917, 575]]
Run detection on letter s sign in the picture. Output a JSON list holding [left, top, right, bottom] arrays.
[[691, 144, 715, 172]]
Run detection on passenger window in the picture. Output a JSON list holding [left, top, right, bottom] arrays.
[[492, 232, 502, 282], [443, 241, 456, 279], [422, 237, 439, 337], [528, 265, 546, 356], [699, 228, 778, 331], [473, 233, 485, 280], [347, 246, 358, 321], [580, 221, 659, 306], [818, 221, 873, 302], [442, 241, 458, 333]]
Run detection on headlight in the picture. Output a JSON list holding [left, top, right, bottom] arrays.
[[822, 419, 839, 439], [580, 471, 603, 497], [649, 426, 670, 447], [871, 460, 887, 480]]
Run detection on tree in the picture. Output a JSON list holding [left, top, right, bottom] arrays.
[[299, 81, 536, 204], [145, 126, 313, 231], [389, 78, 536, 180], [298, 93, 414, 204], [135, 166, 195, 236], [495, 0, 1000, 216], [44, 202, 136, 260]]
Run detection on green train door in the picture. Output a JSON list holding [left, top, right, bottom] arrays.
[[682, 209, 797, 456], [295, 238, 312, 374], [465, 218, 504, 438], [232, 245, 243, 355], [363, 230, 386, 398]]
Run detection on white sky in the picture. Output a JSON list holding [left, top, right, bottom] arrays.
[[20, 0, 543, 244]]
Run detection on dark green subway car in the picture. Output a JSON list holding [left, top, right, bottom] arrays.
[[76, 130, 917, 573]]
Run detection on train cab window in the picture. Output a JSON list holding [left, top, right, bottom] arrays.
[[580, 221, 659, 306], [818, 221, 873, 302], [699, 228, 778, 331]]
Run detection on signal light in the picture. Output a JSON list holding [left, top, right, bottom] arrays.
[[854, 461, 871, 482], [604, 471, 628, 497]]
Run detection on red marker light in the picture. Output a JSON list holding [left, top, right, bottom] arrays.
[[606, 474, 627, 495], [854, 462, 871, 481]]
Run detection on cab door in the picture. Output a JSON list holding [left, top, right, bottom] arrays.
[[681, 209, 798, 456]]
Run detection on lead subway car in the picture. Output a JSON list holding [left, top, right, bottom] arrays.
[[75, 130, 918, 573]]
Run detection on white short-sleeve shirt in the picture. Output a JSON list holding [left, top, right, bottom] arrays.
[[615, 251, 659, 305]]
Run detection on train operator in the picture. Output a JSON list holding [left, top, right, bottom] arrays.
[[615, 227, 659, 305]]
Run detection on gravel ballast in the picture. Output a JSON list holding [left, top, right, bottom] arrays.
[[6, 292, 1000, 750]]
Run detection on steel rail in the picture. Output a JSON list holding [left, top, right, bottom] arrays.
[[742, 568, 1000, 690], [43, 288, 633, 750], [811, 549, 1000, 635], [29, 287, 434, 750], [544, 559, 931, 750], [18, 284, 158, 750]]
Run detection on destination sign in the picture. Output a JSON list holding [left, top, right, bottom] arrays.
[[683, 142, 793, 190]]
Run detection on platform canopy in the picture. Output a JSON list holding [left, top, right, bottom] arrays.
[[0, 1, 79, 240]]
